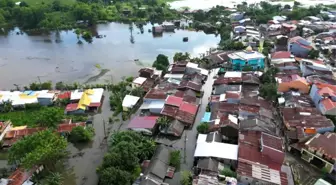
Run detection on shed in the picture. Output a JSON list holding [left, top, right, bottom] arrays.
[[122, 95, 140, 111], [127, 116, 159, 135]]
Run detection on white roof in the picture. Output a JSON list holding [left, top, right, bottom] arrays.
[[199, 68, 209, 76], [278, 97, 285, 104], [70, 88, 104, 103], [219, 94, 226, 102], [133, 77, 147, 85], [246, 29, 260, 35], [164, 74, 184, 79], [228, 51, 265, 60], [187, 62, 199, 68], [37, 92, 55, 99], [70, 90, 83, 100], [90, 88, 104, 103], [271, 58, 296, 64], [224, 71, 242, 78], [314, 179, 332, 185], [122, 95, 140, 108], [195, 134, 238, 160], [0, 91, 39, 106], [140, 100, 165, 110]]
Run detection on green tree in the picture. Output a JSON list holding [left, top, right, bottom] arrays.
[[98, 167, 133, 185], [137, 139, 156, 161], [8, 130, 67, 170], [181, 170, 192, 185], [152, 54, 169, 72], [44, 172, 64, 185], [130, 86, 144, 97], [308, 49, 319, 59], [260, 83, 278, 101], [69, 126, 94, 143], [221, 168, 237, 178], [36, 107, 63, 128], [169, 150, 181, 168], [157, 116, 171, 131], [173, 52, 190, 62], [197, 123, 209, 134]]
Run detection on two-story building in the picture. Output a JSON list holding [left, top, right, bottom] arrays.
[[288, 36, 313, 57], [228, 46, 265, 70], [309, 83, 336, 116]]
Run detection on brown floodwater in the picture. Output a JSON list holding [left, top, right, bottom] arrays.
[[0, 22, 219, 89]]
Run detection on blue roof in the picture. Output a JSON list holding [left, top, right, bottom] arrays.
[[23, 90, 33, 95], [201, 112, 211, 122]]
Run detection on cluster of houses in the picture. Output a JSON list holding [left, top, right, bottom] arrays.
[[270, 49, 336, 180], [124, 62, 207, 138], [191, 69, 292, 185]]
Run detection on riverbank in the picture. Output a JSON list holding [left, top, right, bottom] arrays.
[[169, 0, 336, 10]]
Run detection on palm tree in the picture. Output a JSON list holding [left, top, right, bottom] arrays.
[[44, 172, 64, 185], [1, 100, 13, 113], [131, 86, 144, 97], [157, 116, 171, 133], [138, 139, 156, 160]]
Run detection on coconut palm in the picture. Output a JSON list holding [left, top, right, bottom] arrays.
[[131, 86, 144, 97], [44, 172, 64, 185], [157, 116, 171, 132], [138, 138, 156, 161]]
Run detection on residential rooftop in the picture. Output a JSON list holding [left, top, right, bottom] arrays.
[[305, 132, 336, 161]]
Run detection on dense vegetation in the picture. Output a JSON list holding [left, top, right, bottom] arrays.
[[260, 67, 279, 101], [97, 131, 156, 185], [69, 126, 95, 143], [0, 105, 87, 127], [0, 0, 179, 30]]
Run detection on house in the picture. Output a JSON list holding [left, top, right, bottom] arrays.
[[196, 158, 220, 174], [237, 131, 287, 185], [299, 59, 332, 77], [174, 89, 198, 105], [141, 89, 167, 114], [240, 118, 276, 135], [228, 46, 265, 70], [186, 62, 208, 76], [276, 74, 310, 93], [67, 88, 104, 113], [138, 68, 154, 78], [178, 80, 202, 92], [278, 91, 315, 108], [270, 51, 295, 65], [141, 145, 175, 184], [218, 114, 239, 141], [122, 95, 140, 111], [242, 72, 260, 85], [0, 91, 38, 107], [289, 132, 336, 173], [132, 77, 147, 88], [194, 132, 238, 166], [127, 116, 159, 135], [212, 84, 242, 95], [309, 83, 336, 115], [281, 107, 335, 134], [234, 26, 246, 34], [229, 12, 244, 21], [210, 92, 241, 104], [288, 36, 313, 57], [4, 166, 43, 185], [159, 120, 184, 137], [176, 102, 199, 125], [37, 91, 56, 106]]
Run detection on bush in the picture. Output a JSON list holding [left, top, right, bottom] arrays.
[[181, 170, 192, 185], [197, 123, 209, 134], [221, 168, 237, 178], [69, 126, 94, 143], [169, 150, 181, 168]]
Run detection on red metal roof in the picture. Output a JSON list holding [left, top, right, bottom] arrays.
[[144, 89, 167, 100], [178, 81, 202, 92], [305, 132, 336, 161], [57, 91, 71, 99], [271, 51, 291, 59], [57, 122, 86, 133], [161, 105, 179, 118], [179, 102, 198, 115], [8, 167, 35, 185], [174, 90, 185, 98], [176, 110, 196, 125], [261, 132, 283, 151], [88, 102, 101, 107], [66, 103, 78, 112], [127, 116, 159, 129], [239, 131, 284, 171], [165, 95, 184, 107], [321, 99, 336, 111]]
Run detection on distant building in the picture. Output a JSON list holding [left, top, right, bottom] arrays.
[[309, 83, 336, 116], [288, 36, 313, 57], [228, 46, 265, 70], [229, 12, 245, 21]]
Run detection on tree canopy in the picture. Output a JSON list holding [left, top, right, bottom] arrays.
[[152, 54, 169, 72], [97, 131, 156, 185], [8, 130, 67, 170], [197, 123, 209, 134], [69, 126, 94, 143]]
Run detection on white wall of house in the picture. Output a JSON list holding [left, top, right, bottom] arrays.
[[129, 128, 152, 135]]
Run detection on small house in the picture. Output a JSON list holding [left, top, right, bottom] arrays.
[[122, 95, 140, 111], [132, 77, 147, 88], [127, 116, 159, 135], [37, 91, 56, 106], [288, 36, 313, 57]]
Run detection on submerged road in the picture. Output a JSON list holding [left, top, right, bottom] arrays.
[[166, 69, 217, 184]]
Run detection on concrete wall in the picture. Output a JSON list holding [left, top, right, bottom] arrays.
[[231, 58, 264, 70], [129, 128, 152, 135]]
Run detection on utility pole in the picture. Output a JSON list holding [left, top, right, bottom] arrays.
[[37, 76, 42, 84]]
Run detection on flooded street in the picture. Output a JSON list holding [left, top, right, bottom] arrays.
[[0, 23, 219, 89]]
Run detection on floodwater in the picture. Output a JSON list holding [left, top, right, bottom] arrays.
[[0, 22, 219, 89]]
